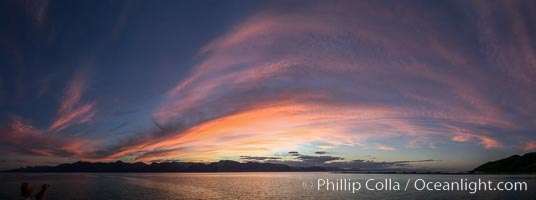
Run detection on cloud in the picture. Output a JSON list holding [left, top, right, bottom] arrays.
[[296, 155, 343, 163], [0, 115, 95, 158], [23, 0, 49, 28], [288, 151, 300, 156], [375, 145, 396, 151], [266, 151, 344, 166], [132, 148, 187, 162], [83, 0, 536, 163], [325, 159, 437, 170], [4, 1, 533, 168], [0, 71, 98, 160], [240, 156, 281, 161], [112, 0, 140, 38], [257, 152, 436, 170], [48, 71, 96, 132], [448, 125, 502, 148], [108, 122, 129, 132], [524, 141, 536, 151], [317, 146, 336, 150], [149, 159, 181, 163]]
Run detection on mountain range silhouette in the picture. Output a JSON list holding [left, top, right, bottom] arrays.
[[4, 160, 334, 172]]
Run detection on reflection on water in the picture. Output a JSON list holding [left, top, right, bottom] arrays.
[[0, 173, 534, 199]]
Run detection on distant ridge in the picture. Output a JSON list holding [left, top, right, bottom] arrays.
[[473, 152, 536, 174], [4, 160, 335, 173]]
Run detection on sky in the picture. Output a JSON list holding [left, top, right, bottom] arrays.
[[1, 0, 535, 171]]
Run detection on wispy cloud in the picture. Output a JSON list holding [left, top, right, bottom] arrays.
[[375, 145, 396, 151], [0, 115, 95, 158], [241, 152, 437, 170], [325, 159, 437, 171], [524, 141, 536, 151], [3, 1, 535, 169], [240, 156, 281, 161], [49, 71, 96, 132], [23, 0, 49, 28], [296, 155, 344, 163], [0, 70, 97, 160], [85, 0, 536, 163]]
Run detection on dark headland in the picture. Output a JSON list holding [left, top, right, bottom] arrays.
[[472, 152, 536, 174]]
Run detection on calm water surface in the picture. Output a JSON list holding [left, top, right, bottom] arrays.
[[0, 173, 534, 199]]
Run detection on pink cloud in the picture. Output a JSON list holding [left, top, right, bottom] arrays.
[[13, 1, 532, 163], [48, 72, 95, 132], [0, 70, 98, 161], [452, 134, 502, 149], [49, 103, 95, 132], [0, 116, 96, 158], [524, 141, 536, 151], [102, 1, 536, 163]]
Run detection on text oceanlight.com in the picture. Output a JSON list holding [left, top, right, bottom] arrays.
[[303, 178, 528, 194]]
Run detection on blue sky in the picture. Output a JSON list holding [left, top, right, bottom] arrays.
[[1, 0, 535, 171]]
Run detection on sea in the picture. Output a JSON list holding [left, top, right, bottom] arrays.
[[0, 172, 534, 199]]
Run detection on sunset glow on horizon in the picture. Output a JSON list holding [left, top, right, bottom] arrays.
[[1, 0, 536, 171]]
